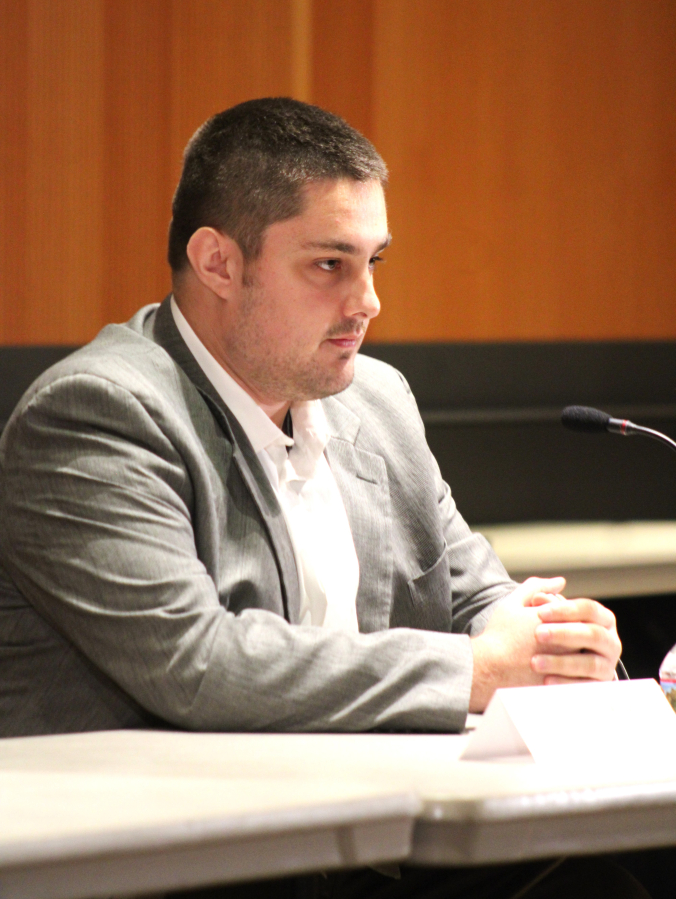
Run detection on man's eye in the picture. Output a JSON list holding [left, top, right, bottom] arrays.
[[369, 255, 385, 269], [317, 259, 340, 272]]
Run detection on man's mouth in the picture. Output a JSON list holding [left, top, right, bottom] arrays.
[[324, 326, 366, 349], [327, 335, 361, 347]]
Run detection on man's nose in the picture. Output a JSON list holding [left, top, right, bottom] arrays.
[[346, 274, 381, 320]]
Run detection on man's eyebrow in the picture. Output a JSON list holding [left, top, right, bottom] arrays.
[[301, 234, 392, 255]]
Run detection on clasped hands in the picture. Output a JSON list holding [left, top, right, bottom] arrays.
[[469, 577, 622, 713]]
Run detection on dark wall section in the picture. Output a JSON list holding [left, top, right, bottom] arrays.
[[1, 342, 675, 525], [361, 342, 676, 523], [0, 347, 79, 432]]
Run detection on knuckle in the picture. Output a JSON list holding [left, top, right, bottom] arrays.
[[583, 623, 596, 642], [582, 598, 598, 618], [587, 651, 614, 680], [589, 654, 605, 678]]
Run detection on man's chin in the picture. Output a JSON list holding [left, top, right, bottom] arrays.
[[327, 367, 356, 397], [329, 354, 358, 393], [300, 359, 356, 401]]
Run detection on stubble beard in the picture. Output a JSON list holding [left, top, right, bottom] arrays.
[[235, 286, 366, 403]]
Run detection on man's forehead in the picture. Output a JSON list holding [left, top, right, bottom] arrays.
[[288, 178, 389, 248]]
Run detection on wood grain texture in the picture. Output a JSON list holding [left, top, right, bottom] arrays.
[[368, 0, 676, 342], [311, 0, 375, 138], [168, 0, 296, 188], [291, 0, 313, 102], [102, 0, 172, 325], [0, 0, 298, 345], [0, 0, 674, 344], [0, 0, 28, 340], [27, 0, 106, 343]]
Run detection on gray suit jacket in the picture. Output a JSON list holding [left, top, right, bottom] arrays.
[[0, 299, 515, 737]]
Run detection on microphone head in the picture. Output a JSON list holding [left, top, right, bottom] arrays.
[[561, 405, 611, 433]]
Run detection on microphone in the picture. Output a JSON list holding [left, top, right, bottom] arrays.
[[561, 405, 676, 454]]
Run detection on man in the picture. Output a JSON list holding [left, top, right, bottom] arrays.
[[0, 99, 644, 897]]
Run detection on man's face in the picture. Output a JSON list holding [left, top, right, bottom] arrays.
[[222, 178, 389, 405]]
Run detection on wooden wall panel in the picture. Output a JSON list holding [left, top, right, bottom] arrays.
[[21, 0, 105, 344], [311, 0, 375, 139], [368, 0, 676, 342], [28, 0, 106, 343], [0, 0, 300, 345], [102, 1, 172, 325], [168, 0, 297, 186], [0, 0, 675, 344], [0, 0, 28, 340]]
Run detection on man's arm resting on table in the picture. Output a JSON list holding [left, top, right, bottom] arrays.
[[469, 577, 623, 713], [0, 372, 479, 733]]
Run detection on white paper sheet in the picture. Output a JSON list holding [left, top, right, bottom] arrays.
[[461, 678, 676, 764]]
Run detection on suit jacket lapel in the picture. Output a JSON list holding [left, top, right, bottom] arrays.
[[322, 395, 394, 633], [149, 298, 302, 623]]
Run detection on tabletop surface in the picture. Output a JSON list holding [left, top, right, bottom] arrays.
[[2, 724, 676, 888], [2, 725, 675, 821], [0, 731, 421, 899]]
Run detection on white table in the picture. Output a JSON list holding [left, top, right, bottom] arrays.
[[476, 520, 676, 598], [2, 727, 676, 897], [0, 732, 418, 899]]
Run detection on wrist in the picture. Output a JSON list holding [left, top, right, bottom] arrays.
[[469, 634, 496, 713]]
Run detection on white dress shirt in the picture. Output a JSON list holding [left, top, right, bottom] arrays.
[[170, 297, 360, 630]]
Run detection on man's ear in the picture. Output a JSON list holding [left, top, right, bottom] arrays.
[[185, 227, 245, 298]]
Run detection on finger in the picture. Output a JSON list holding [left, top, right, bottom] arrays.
[[536, 622, 622, 666], [514, 577, 566, 606], [542, 675, 594, 686], [527, 592, 565, 608], [537, 598, 616, 629], [535, 621, 613, 651], [532, 650, 618, 681]]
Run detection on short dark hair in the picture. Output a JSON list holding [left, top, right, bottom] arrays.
[[167, 97, 388, 273]]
